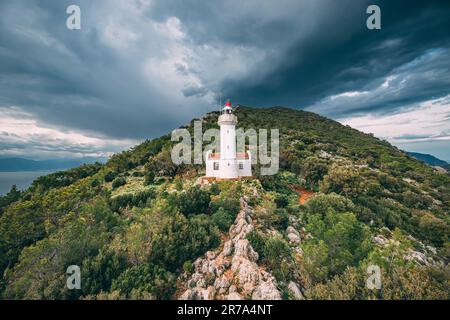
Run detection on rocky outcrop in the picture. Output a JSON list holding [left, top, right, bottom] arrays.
[[286, 226, 301, 244], [178, 198, 282, 300], [288, 281, 304, 300], [372, 231, 439, 266]]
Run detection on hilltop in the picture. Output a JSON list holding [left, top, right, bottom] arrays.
[[0, 106, 448, 300]]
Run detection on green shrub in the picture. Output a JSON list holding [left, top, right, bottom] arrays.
[[144, 171, 155, 185], [111, 264, 176, 299], [183, 260, 194, 275], [132, 171, 144, 177], [104, 171, 118, 182], [108, 189, 156, 211], [112, 177, 126, 189], [212, 208, 234, 232], [263, 237, 292, 282], [302, 201, 372, 282], [275, 194, 289, 208], [246, 230, 266, 261], [82, 249, 128, 296], [176, 186, 211, 216]]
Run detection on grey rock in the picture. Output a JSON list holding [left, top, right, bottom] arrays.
[[288, 281, 304, 300], [252, 280, 282, 300], [226, 292, 243, 300], [223, 240, 234, 257]]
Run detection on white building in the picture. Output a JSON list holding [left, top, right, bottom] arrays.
[[205, 101, 252, 179]]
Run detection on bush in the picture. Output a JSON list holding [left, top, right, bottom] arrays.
[[132, 171, 144, 177], [0, 185, 21, 214], [183, 260, 194, 275], [246, 231, 266, 261], [275, 194, 289, 208], [112, 177, 126, 189], [82, 250, 128, 296], [108, 189, 156, 211], [144, 171, 155, 185], [212, 208, 234, 232], [263, 237, 292, 282], [111, 264, 176, 299], [176, 186, 211, 216], [104, 171, 118, 182], [30, 163, 103, 191], [417, 212, 449, 247], [320, 163, 365, 198], [273, 208, 289, 230], [209, 196, 240, 215], [302, 204, 372, 282]]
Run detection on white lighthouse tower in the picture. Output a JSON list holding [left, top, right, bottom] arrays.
[[205, 101, 252, 179]]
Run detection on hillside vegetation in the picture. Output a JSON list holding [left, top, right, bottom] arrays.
[[0, 107, 448, 299]]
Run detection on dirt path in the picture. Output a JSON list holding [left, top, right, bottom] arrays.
[[290, 185, 316, 205]]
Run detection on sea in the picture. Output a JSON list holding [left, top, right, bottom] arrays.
[[0, 171, 54, 195]]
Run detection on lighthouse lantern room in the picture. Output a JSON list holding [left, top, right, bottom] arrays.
[[205, 101, 252, 179]]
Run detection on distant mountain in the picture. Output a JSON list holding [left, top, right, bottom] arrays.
[[0, 157, 106, 172], [406, 152, 449, 169]]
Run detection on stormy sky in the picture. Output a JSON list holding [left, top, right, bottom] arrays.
[[1, 0, 450, 160]]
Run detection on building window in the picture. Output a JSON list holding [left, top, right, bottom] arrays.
[[214, 162, 219, 170], [239, 162, 244, 170]]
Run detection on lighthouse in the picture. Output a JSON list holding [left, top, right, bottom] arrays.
[[205, 101, 252, 179]]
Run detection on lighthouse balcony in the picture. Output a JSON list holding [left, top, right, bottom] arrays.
[[218, 113, 237, 125]]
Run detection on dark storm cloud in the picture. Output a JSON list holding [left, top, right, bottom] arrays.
[[0, 0, 207, 141], [0, 0, 449, 158], [307, 47, 450, 118], [219, 0, 450, 112]]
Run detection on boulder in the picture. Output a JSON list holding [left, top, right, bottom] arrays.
[[202, 286, 216, 300], [406, 250, 428, 265], [222, 240, 234, 257], [226, 292, 243, 300], [179, 289, 194, 300], [286, 226, 301, 244], [288, 281, 304, 300], [252, 280, 282, 300]]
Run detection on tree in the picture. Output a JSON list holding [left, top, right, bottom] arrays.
[[0, 185, 21, 214], [212, 208, 234, 232], [263, 237, 292, 282], [82, 249, 128, 296], [3, 198, 119, 299], [176, 186, 211, 216], [301, 156, 328, 189], [320, 162, 366, 198], [144, 149, 180, 179], [111, 264, 176, 299], [302, 194, 372, 282]]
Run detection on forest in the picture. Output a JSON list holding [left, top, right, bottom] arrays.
[[0, 106, 448, 299]]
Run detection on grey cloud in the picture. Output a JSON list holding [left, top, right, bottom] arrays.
[[306, 48, 450, 118], [0, 0, 449, 159]]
